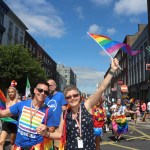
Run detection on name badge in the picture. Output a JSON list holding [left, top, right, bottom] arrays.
[[77, 138, 83, 148]]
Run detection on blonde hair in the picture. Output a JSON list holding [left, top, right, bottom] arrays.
[[7, 86, 19, 100]]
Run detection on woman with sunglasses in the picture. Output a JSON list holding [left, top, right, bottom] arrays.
[[37, 58, 119, 150]]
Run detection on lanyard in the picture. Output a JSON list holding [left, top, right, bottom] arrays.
[[73, 106, 82, 138], [28, 101, 39, 137]]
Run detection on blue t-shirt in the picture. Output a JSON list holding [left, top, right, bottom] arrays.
[[9, 99, 54, 147], [45, 92, 67, 127]]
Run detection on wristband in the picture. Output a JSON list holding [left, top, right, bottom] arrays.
[[108, 70, 115, 76], [47, 132, 50, 138]]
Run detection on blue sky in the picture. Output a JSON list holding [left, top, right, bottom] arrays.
[[5, 0, 148, 94]]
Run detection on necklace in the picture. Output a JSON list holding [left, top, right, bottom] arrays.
[[28, 101, 39, 137]]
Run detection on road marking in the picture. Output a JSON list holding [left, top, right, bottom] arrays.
[[108, 143, 140, 150], [101, 123, 150, 149], [125, 135, 150, 141], [101, 141, 140, 150], [129, 125, 150, 139]]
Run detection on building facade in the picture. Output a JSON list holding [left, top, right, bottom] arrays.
[[57, 64, 77, 87], [104, 23, 149, 103], [0, 0, 27, 45]]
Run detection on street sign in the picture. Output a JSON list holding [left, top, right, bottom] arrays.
[[121, 84, 128, 93]]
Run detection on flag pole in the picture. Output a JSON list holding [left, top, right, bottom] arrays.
[[87, 32, 122, 70]]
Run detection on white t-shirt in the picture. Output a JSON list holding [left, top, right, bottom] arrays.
[[147, 102, 150, 111], [110, 104, 126, 116]]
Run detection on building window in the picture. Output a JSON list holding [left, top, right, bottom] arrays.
[[33, 47, 35, 54], [20, 31, 23, 44], [0, 31, 2, 44], [7, 35, 12, 44], [25, 40, 28, 48], [0, 11, 4, 25], [14, 26, 19, 44], [8, 20, 13, 36]]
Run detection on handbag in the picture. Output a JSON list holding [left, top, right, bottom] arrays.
[[58, 110, 67, 150]]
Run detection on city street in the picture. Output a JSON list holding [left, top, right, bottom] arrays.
[[1, 117, 150, 150], [101, 118, 150, 150]]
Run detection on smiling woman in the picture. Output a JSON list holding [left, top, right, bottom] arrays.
[[37, 58, 119, 150], [65, 93, 79, 100]]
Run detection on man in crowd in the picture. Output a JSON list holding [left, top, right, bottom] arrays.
[[45, 79, 67, 150], [0, 81, 55, 149]]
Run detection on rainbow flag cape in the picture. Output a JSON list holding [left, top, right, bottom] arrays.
[[43, 137, 53, 150], [0, 89, 18, 125], [88, 33, 141, 56]]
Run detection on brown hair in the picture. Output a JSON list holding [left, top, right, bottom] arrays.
[[64, 85, 81, 96]]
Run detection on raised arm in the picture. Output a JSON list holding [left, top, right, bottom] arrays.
[[85, 58, 119, 113], [124, 107, 136, 114]]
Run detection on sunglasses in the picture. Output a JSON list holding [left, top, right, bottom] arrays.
[[36, 88, 49, 95], [49, 84, 55, 86], [65, 94, 79, 100]]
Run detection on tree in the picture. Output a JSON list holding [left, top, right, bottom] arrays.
[[0, 44, 47, 94]]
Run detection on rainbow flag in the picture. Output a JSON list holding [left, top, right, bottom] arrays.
[[0, 89, 7, 110], [88, 33, 141, 56], [43, 137, 53, 150], [0, 89, 18, 125]]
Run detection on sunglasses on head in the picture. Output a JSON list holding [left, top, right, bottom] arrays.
[[36, 88, 49, 95], [65, 94, 79, 100]]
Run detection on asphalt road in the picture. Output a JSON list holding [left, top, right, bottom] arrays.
[[101, 118, 150, 150], [1, 117, 150, 150]]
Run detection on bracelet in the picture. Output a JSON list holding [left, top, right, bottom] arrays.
[[108, 70, 115, 76], [46, 127, 49, 132], [47, 132, 50, 138]]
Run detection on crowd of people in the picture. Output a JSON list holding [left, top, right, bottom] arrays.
[[0, 58, 150, 150]]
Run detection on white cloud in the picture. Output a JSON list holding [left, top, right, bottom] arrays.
[[88, 24, 103, 34], [90, 0, 113, 6], [5, 0, 66, 38], [99, 49, 118, 58], [129, 17, 140, 23], [106, 28, 117, 35], [72, 66, 105, 94], [74, 6, 85, 20], [114, 0, 147, 16]]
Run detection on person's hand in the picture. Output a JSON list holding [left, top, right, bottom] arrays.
[[36, 124, 48, 136], [49, 126, 55, 133], [110, 58, 119, 72]]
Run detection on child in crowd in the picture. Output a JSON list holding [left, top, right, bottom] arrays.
[[93, 98, 106, 150]]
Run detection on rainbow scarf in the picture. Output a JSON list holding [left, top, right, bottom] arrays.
[[88, 33, 141, 56], [0, 89, 18, 125]]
